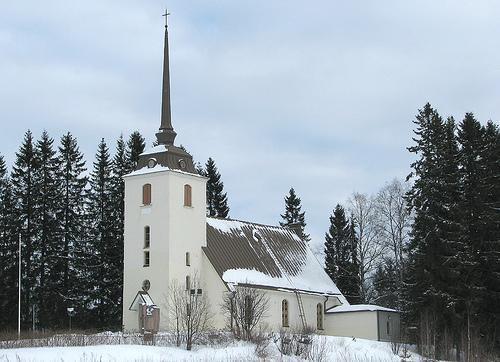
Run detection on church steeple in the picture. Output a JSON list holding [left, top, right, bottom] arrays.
[[156, 9, 177, 146], [135, 11, 196, 174]]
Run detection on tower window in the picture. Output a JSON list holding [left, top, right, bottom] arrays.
[[185, 275, 191, 291], [144, 226, 150, 248], [317, 303, 324, 330], [143, 251, 150, 267], [186, 252, 190, 266], [282, 299, 289, 327], [184, 184, 192, 207], [142, 184, 152, 205]]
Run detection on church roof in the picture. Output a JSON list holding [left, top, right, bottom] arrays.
[[203, 217, 347, 300]]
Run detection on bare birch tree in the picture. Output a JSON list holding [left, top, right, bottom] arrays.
[[348, 192, 386, 302], [221, 286, 269, 341], [375, 179, 412, 284], [164, 275, 212, 350]]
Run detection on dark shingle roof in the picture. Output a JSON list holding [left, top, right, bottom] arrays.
[[203, 217, 345, 298]]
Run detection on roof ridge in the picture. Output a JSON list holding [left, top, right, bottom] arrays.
[[207, 216, 292, 231]]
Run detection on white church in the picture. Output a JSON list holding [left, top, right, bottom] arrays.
[[122, 16, 400, 342]]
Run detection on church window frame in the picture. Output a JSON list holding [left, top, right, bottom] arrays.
[[186, 252, 190, 266], [185, 275, 191, 291], [143, 251, 150, 267], [282, 299, 289, 327], [316, 303, 324, 330], [142, 184, 152, 205], [184, 184, 192, 207]]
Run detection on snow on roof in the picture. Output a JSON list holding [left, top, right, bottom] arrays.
[[140, 145, 168, 156], [128, 291, 157, 311], [125, 164, 170, 177], [327, 304, 399, 314], [204, 217, 348, 300]]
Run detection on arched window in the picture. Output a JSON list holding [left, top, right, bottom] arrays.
[[185, 275, 191, 291], [185, 252, 190, 266], [184, 184, 192, 207], [144, 226, 150, 248], [317, 303, 324, 330], [143, 251, 150, 267], [282, 299, 289, 327], [142, 184, 151, 205]]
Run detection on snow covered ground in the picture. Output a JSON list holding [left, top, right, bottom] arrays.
[[0, 335, 424, 361]]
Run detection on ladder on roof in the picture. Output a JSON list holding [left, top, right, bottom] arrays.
[[295, 290, 307, 329]]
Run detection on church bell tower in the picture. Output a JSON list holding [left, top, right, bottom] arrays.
[[122, 11, 207, 332]]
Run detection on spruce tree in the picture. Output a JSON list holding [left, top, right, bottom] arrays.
[[34, 131, 63, 328], [406, 104, 463, 357], [456, 114, 496, 344], [204, 157, 230, 218], [0, 155, 19, 329], [57, 132, 87, 327], [279, 188, 311, 242], [86, 139, 117, 328], [11, 130, 39, 328], [480, 121, 500, 346], [109, 135, 128, 326], [324, 204, 360, 303], [126, 131, 145, 171]]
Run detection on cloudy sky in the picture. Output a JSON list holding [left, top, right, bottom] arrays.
[[1, 1, 499, 249]]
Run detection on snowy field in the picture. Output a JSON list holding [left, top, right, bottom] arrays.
[[0, 335, 424, 361]]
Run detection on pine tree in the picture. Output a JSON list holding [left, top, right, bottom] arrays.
[[57, 132, 87, 327], [204, 157, 230, 218], [0, 155, 19, 329], [324, 204, 360, 303], [11, 130, 39, 328], [34, 131, 63, 328], [86, 139, 117, 328], [126, 131, 145, 171], [279, 188, 311, 242]]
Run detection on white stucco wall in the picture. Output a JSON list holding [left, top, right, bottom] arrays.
[[122, 168, 207, 332], [324, 311, 379, 340]]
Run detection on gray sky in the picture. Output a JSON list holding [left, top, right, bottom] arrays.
[[1, 1, 499, 249]]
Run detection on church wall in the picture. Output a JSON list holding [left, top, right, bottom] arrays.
[[201, 252, 228, 330]]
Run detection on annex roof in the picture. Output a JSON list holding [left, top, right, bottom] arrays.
[[203, 217, 347, 301]]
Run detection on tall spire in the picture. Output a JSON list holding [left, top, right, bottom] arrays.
[[156, 9, 177, 145]]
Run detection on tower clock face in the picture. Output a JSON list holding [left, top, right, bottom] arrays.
[[147, 158, 157, 168], [142, 279, 151, 292]]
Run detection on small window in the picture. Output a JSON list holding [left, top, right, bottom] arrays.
[[144, 226, 150, 248], [143, 251, 150, 267], [317, 303, 324, 330], [186, 252, 190, 266], [282, 299, 289, 327], [186, 303, 191, 316], [142, 184, 152, 205], [184, 184, 192, 207], [185, 275, 191, 291]]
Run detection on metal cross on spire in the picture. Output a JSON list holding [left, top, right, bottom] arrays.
[[162, 9, 170, 27]]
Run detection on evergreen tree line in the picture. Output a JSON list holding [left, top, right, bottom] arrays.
[[404, 104, 500, 359], [0, 130, 146, 331], [0, 131, 232, 331]]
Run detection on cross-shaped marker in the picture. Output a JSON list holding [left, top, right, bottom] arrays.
[[162, 9, 170, 27]]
